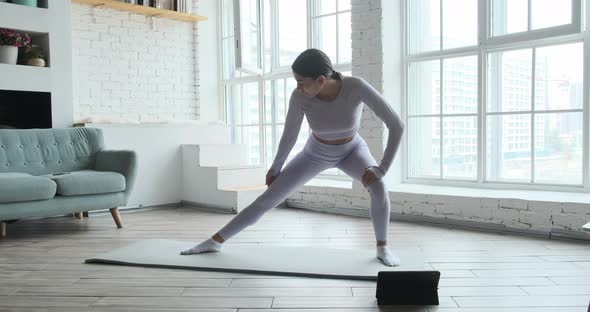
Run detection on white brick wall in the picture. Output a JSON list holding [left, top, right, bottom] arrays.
[[71, 2, 200, 123], [285, 0, 590, 239]]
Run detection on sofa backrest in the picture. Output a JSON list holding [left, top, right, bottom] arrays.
[[0, 128, 104, 175]]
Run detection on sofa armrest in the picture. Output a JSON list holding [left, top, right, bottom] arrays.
[[95, 150, 137, 198]]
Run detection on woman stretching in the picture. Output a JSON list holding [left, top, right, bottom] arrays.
[[181, 48, 405, 266]]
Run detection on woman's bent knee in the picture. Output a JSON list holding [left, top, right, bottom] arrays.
[[368, 179, 386, 190]]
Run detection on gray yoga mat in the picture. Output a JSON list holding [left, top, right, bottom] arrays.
[[86, 239, 426, 280]]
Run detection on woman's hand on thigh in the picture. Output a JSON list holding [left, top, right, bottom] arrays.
[[362, 168, 377, 187]]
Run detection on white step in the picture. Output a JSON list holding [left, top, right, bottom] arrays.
[[183, 184, 267, 213], [216, 165, 266, 189], [184, 144, 250, 167], [219, 185, 268, 212], [190, 165, 266, 191], [181, 144, 268, 213]]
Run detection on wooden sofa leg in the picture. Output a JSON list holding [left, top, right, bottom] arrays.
[[1, 222, 6, 237], [109, 208, 123, 229], [75, 212, 84, 219]]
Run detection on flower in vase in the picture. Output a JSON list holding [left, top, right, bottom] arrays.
[[0, 28, 31, 47]]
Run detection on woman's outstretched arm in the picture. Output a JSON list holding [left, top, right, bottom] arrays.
[[269, 90, 304, 176], [355, 77, 405, 179]]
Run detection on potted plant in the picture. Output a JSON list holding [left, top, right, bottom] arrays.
[[22, 46, 45, 67], [0, 28, 30, 65]]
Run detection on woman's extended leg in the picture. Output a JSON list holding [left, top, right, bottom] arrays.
[[181, 151, 330, 255], [336, 139, 399, 267]]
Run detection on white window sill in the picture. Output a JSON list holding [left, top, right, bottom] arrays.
[[391, 184, 590, 204], [305, 177, 353, 189], [305, 178, 590, 204]]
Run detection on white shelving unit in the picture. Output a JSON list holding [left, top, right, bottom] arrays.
[[0, 1, 73, 128], [0, 2, 50, 33], [0, 63, 51, 92]]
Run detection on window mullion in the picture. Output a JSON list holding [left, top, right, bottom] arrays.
[[402, 0, 409, 182], [572, 0, 582, 31], [239, 84, 244, 143], [531, 48, 536, 184], [336, 12, 340, 64], [583, 1, 590, 189], [439, 0, 443, 178], [409, 113, 478, 118], [478, 0, 486, 184], [259, 80, 265, 167], [440, 59, 444, 179], [307, 0, 313, 49], [270, 0, 279, 71], [479, 51, 486, 184], [270, 81, 276, 161], [486, 108, 583, 115], [527, 0, 532, 31], [482, 25, 583, 48], [439, 0, 443, 51]]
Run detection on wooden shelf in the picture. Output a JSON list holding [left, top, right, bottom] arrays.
[[71, 0, 208, 22]]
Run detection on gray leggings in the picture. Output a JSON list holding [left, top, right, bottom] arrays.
[[218, 133, 391, 241]]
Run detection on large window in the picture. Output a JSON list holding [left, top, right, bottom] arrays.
[[405, 0, 585, 189], [311, 0, 352, 64], [222, 0, 352, 179]]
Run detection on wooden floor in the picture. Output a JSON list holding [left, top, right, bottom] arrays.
[[0, 206, 589, 312]]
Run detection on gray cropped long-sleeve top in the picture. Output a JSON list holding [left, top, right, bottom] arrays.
[[270, 76, 405, 179]]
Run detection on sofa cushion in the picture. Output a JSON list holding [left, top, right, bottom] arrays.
[[0, 174, 57, 203], [45, 170, 126, 196], [0, 128, 104, 176], [0, 172, 31, 178]]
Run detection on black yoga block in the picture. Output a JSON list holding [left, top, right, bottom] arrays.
[[376, 271, 441, 305]]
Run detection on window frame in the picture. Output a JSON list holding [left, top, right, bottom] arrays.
[[221, 0, 353, 180], [403, 0, 589, 192], [233, 0, 264, 75], [485, 0, 583, 46]]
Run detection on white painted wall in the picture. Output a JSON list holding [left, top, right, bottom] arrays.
[[87, 123, 229, 207], [197, 0, 222, 123], [0, 1, 74, 128]]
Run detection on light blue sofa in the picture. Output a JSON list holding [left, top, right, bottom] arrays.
[[0, 128, 137, 237]]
